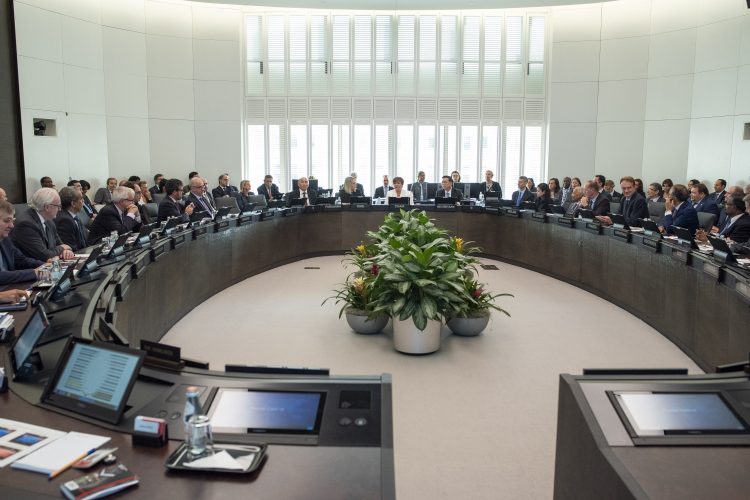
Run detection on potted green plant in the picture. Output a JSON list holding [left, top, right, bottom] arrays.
[[323, 244, 388, 334], [446, 278, 512, 336], [367, 210, 480, 353]]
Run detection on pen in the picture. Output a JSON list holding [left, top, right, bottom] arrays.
[[48, 448, 97, 480]]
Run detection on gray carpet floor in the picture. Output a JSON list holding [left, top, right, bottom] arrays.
[[162, 255, 702, 499]]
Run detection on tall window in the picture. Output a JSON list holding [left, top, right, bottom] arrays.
[[244, 10, 547, 195]]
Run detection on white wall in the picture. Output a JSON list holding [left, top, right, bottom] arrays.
[[548, 0, 750, 189], [15, 0, 243, 195]]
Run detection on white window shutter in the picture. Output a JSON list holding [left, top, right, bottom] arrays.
[[504, 16, 523, 96], [418, 16, 437, 96], [440, 16, 458, 96], [267, 15, 286, 96], [288, 16, 307, 95], [460, 99, 480, 121], [288, 98, 308, 119], [525, 100, 545, 121], [374, 98, 395, 120], [461, 16, 480, 97], [353, 16, 372, 96], [310, 15, 328, 96], [246, 98, 266, 120], [331, 98, 351, 120], [397, 16, 415, 96], [267, 98, 287, 120], [331, 16, 351, 95], [481, 98, 502, 121], [396, 99, 416, 120], [439, 99, 459, 121], [503, 99, 523, 120], [375, 15, 393, 95], [483, 16, 502, 96], [246, 15, 264, 95], [503, 124, 521, 191], [526, 16, 545, 96], [353, 98, 373, 120], [417, 99, 437, 121], [309, 98, 330, 119], [524, 125, 543, 180]]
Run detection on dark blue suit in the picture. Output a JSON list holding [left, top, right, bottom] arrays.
[[661, 202, 699, 237], [692, 197, 719, 218], [511, 189, 534, 206], [0, 238, 45, 285]]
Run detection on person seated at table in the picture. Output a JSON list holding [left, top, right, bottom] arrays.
[[349, 172, 365, 196], [534, 183, 553, 213], [690, 183, 720, 218], [697, 195, 750, 244], [258, 175, 282, 203], [234, 180, 256, 212], [451, 171, 461, 183], [123, 181, 151, 225], [286, 177, 317, 207], [526, 177, 536, 194], [11, 188, 75, 261], [603, 179, 621, 202], [78, 179, 98, 221], [184, 177, 216, 217], [480, 170, 502, 199], [571, 177, 582, 188], [157, 179, 194, 223], [149, 174, 164, 196], [55, 187, 87, 251], [386, 177, 413, 205], [373, 175, 393, 199], [564, 187, 584, 217], [212, 173, 238, 199], [0, 200, 45, 285], [338, 176, 359, 203], [87, 186, 142, 245], [436, 176, 463, 200], [634, 178, 646, 198], [411, 171, 430, 202], [138, 180, 153, 204], [93, 177, 117, 204], [647, 182, 665, 203], [578, 181, 610, 217], [0, 289, 29, 303], [659, 184, 698, 237], [511, 176, 534, 207], [596, 176, 649, 227], [548, 178, 562, 204]]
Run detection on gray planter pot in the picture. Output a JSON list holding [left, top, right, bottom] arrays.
[[447, 311, 490, 336], [345, 307, 388, 334], [392, 317, 441, 354]]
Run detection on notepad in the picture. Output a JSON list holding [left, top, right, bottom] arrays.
[[11, 432, 110, 475]]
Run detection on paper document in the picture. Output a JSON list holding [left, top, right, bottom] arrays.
[[11, 431, 110, 475], [183, 450, 256, 470], [0, 418, 65, 468]]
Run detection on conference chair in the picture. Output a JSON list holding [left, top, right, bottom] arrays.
[[145, 203, 158, 219], [152, 193, 166, 205], [648, 202, 666, 224], [697, 212, 716, 232], [246, 195, 267, 209], [215, 196, 240, 215], [610, 202, 620, 214]]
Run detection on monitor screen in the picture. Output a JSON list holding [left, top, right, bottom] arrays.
[[42, 338, 145, 424], [611, 391, 749, 436], [209, 388, 326, 435], [11, 308, 48, 374]]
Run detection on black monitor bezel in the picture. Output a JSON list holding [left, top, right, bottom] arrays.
[[9, 306, 49, 377], [46, 259, 79, 302], [77, 245, 104, 278]]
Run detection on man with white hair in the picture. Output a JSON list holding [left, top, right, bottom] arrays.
[[0, 187, 7, 202], [0, 200, 46, 285], [86, 185, 142, 245], [10, 188, 75, 261]]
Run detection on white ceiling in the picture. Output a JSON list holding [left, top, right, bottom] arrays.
[[192, 0, 608, 11]]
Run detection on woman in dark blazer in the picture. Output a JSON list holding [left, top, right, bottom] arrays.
[[534, 183, 553, 213], [338, 176, 358, 203]]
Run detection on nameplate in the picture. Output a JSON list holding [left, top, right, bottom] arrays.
[[171, 233, 186, 249], [259, 210, 276, 220], [642, 237, 661, 253], [192, 225, 208, 239], [115, 272, 132, 300], [584, 222, 602, 235], [236, 213, 256, 226], [131, 254, 149, 279], [214, 220, 230, 232], [434, 205, 457, 212], [702, 261, 721, 280], [531, 212, 546, 223], [484, 206, 500, 215], [303, 205, 321, 214], [712, 250, 731, 266], [323, 205, 342, 212], [556, 217, 574, 228], [140, 339, 181, 363], [613, 228, 631, 242], [104, 296, 117, 323], [670, 247, 690, 264], [736, 281, 750, 301], [150, 241, 168, 262], [461, 205, 484, 213], [505, 208, 521, 218], [350, 203, 371, 211], [280, 208, 298, 217]]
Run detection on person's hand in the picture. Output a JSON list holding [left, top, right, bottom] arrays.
[[185, 203, 194, 215], [596, 215, 612, 225], [664, 198, 674, 212], [60, 249, 75, 260], [127, 204, 139, 215], [695, 229, 708, 242], [710, 225, 719, 234], [0, 289, 29, 303], [658, 226, 666, 234], [579, 196, 589, 207]]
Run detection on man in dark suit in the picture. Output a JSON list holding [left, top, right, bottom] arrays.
[[647, 182, 665, 203], [564, 187, 584, 216], [0, 200, 45, 285], [149, 174, 164, 196], [578, 181, 610, 217], [435, 176, 463, 200], [480, 170, 502, 198], [286, 177, 317, 207], [690, 183, 720, 218], [212, 173, 238, 199], [87, 186, 143, 245], [257, 175, 282, 203], [411, 171, 432, 202], [157, 179, 194, 223], [594, 174, 613, 201], [184, 177, 217, 217], [511, 176, 534, 207], [121, 181, 152, 225], [659, 184, 699, 237], [11, 188, 75, 261], [78, 179, 98, 222], [596, 176, 649, 227], [603, 180, 621, 202], [373, 175, 393, 199], [93, 177, 117, 204], [709, 178, 727, 205], [699, 195, 750, 244], [55, 187, 87, 251]]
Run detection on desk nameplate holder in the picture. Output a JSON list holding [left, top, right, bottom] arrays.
[[584, 222, 602, 235], [461, 205, 484, 213], [556, 216, 574, 228], [259, 210, 276, 220], [192, 225, 208, 239], [349, 203, 370, 211], [214, 220, 231, 232], [150, 240, 169, 262], [434, 205, 457, 212], [235, 213, 257, 226], [504, 208, 522, 218], [131, 253, 149, 278], [701, 260, 721, 281], [115, 270, 133, 300], [171, 233, 186, 249], [279, 208, 299, 217], [613, 228, 631, 242], [736, 281, 750, 302], [303, 205, 322, 214], [669, 246, 690, 265], [140, 339, 185, 371], [323, 204, 342, 212], [531, 212, 547, 223], [641, 236, 661, 253], [484, 205, 500, 215]]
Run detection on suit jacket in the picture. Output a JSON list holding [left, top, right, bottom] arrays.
[[719, 212, 750, 243], [93, 187, 112, 204], [338, 189, 358, 203], [138, 203, 152, 225], [511, 189, 534, 207], [234, 192, 257, 212], [55, 210, 87, 251], [618, 195, 650, 227], [81, 194, 97, 218], [286, 188, 318, 207], [149, 185, 161, 196], [661, 202, 699, 237], [436, 188, 463, 201], [10, 207, 65, 261], [692, 198, 720, 217], [587, 193, 610, 217], [411, 182, 432, 201], [480, 181, 502, 199], [0, 237, 44, 285], [184, 193, 216, 216], [534, 196, 553, 213], [355, 183, 365, 196], [87, 203, 142, 245], [157, 196, 189, 223], [564, 201, 580, 217], [212, 185, 238, 199], [601, 190, 613, 201], [257, 184, 282, 202], [649, 196, 665, 203], [373, 186, 393, 198], [709, 190, 726, 205]]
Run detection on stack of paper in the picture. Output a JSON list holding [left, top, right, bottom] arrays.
[[11, 432, 110, 475]]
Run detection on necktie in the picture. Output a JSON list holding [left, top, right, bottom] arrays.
[[623, 198, 629, 215], [74, 215, 85, 248], [198, 197, 210, 214], [0, 250, 7, 272], [720, 218, 732, 236], [516, 191, 522, 207], [420, 183, 425, 200], [41, 221, 50, 246], [590, 199, 595, 210]]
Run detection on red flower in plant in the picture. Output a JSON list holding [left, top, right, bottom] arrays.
[[472, 288, 483, 299], [371, 264, 380, 276]]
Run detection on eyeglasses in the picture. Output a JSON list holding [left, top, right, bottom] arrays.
[[48, 203, 61, 209]]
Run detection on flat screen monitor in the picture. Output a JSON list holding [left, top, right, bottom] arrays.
[[609, 391, 750, 438], [609, 213, 629, 229], [46, 259, 79, 302], [672, 226, 697, 248], [214, 206, 231, 220], [434, 196, 457, 206], [208, 388, 326, 436], [9, 307, 49, 379], [77, 244, 104, 279], [640, 218, 660, 234], [578, 208, 595, 220], [388, 197, 410, 206], [41, 337, 145, 424], [105, 233, 131, 259], [289, 197, 307, 207], [350, 196, 371, 205]]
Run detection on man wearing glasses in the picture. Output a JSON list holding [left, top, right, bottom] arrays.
[[10, 188, 75, 261], [86, 186, 142, 245]]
